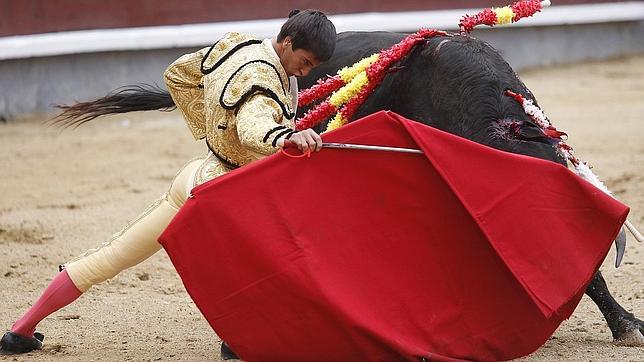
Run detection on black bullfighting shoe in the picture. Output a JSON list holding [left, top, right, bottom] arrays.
[[220, 341, 240, 360], [0, 331, 44, 354]]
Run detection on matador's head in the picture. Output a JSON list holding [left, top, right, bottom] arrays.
[[274, 9, 336, 77]]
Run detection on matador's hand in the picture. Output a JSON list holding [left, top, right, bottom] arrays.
[[278, 129, 323, 152]]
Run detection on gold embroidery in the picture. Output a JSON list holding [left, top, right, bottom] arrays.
[[220, 61, 292, 112], [164, 48, 209, 139], [194, 153, 234, 187], [165, 32, 295, 168]]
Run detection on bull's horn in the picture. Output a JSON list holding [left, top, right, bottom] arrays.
[[614, 227, 627, 268]]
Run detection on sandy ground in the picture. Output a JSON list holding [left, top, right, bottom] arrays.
[[0, 55, 643, 361]]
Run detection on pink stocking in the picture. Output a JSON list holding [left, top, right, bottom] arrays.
[[11, 269, 82, 337]]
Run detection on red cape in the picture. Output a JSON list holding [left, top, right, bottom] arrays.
[[159, 111, 628, 361]]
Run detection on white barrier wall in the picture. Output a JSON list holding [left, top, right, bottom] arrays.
[[1, 2, 643, 120]]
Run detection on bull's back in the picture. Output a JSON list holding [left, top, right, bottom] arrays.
[[298, 31, 562, 163], [299, 31, 531, 125]]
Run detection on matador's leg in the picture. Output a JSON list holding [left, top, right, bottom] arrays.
[[1, 157, 204, 354], [64, 156, 202, 291]]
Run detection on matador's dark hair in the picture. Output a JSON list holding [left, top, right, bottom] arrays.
[[277, 9, 336, 62]]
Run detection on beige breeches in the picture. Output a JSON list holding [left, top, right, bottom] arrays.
[[65, 154, 229, 292]]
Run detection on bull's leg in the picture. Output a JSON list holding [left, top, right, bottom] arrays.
[[585, 271, 644, 345]]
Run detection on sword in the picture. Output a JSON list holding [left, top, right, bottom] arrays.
[[322, 142, 423, 154]]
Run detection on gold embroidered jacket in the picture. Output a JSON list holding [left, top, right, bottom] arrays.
[[164, 32, 296, 169]]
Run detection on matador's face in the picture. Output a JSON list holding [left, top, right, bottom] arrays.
[[278, 36, 322, 78]]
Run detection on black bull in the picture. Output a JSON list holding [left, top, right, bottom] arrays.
[[297, 31, 643, 344]]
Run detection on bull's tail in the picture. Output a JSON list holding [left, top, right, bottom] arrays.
[[49, 84, 176, 128]]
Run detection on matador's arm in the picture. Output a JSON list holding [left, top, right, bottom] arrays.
[[163, 48, 208, 140], [236, 94, 295, 155]]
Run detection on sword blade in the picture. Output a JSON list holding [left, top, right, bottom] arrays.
[[322, 142, 423, 154]]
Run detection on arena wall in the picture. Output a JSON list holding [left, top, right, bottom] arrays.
[[0, 1, 642, 120], [0, 0, 624, 36]]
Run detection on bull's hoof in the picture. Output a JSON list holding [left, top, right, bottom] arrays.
[[0, 332, 44, 354], [614, 329, 644, 347]]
